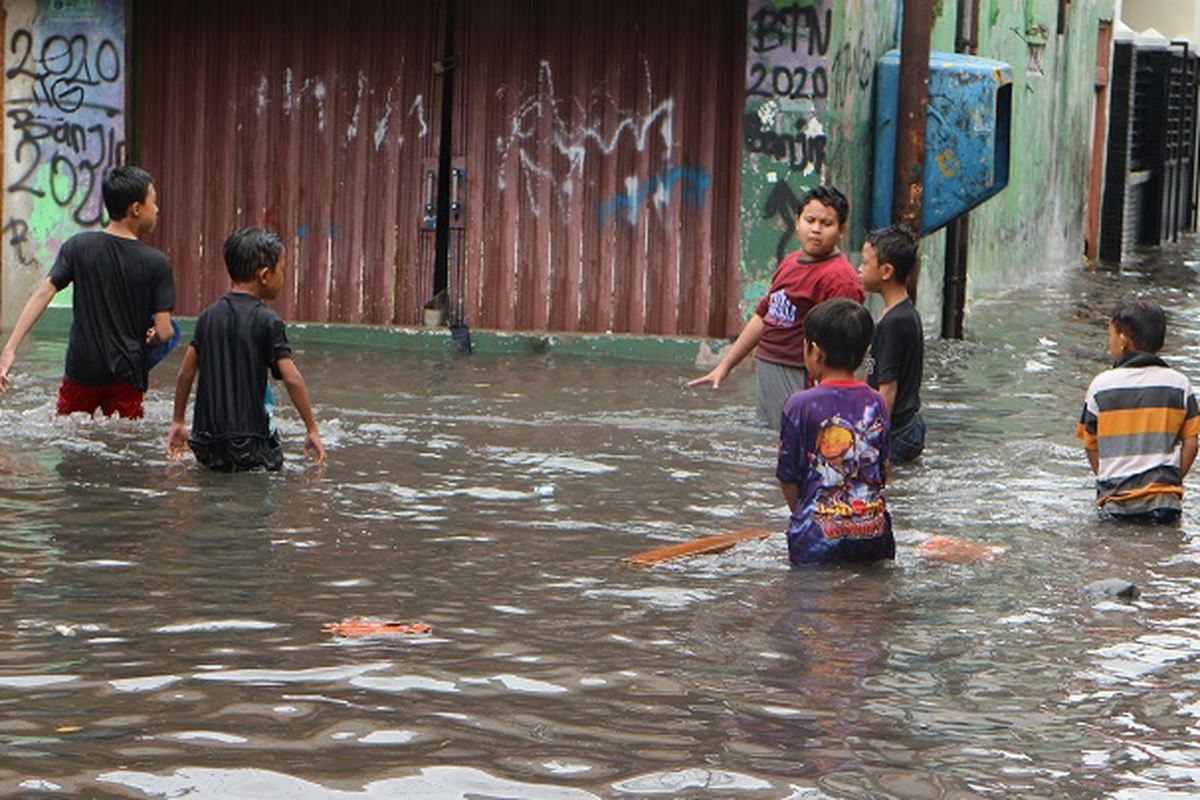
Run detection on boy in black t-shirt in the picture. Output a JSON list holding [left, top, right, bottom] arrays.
[[167, 227, 325, 471], [0, 166, 174, 418], [858, 225, 925, 463]]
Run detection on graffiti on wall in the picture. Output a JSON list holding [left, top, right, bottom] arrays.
[[597, 165, 712, 227], [743, 0, 835, 282], [745, 1, 831, 177], [4, 0, 125, 272], [495, 60, 681, 221], [252, 69, 430, 151]]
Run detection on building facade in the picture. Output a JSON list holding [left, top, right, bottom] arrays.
[[1, 0, 1122, 337]]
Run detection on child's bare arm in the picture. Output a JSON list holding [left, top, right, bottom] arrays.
[[689, 314, 765, 389], [277, 357, 326, 464], [147, 310, 174, 345], [167, 346, 198, 458], [1084, 446, 1098, 475], [0, 279, 58, 392], [877, 380, 897, 412], [1180, 435, 1198, 479], [779, 481, 800, 513]]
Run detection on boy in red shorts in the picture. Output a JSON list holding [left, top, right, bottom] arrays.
[[0, 166, 174, 419]]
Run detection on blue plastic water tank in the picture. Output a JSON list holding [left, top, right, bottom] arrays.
[[871, 50, 1013, 234]]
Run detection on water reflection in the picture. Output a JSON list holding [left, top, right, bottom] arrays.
[[1, 240, 1200, 796]]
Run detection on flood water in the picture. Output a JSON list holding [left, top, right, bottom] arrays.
[[3, 241, 1200, 798]]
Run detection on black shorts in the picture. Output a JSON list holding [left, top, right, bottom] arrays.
[[189, 432, 284, 472]]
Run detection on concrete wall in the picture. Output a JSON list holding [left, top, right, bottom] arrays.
[[739, 0, 1117, 334], [1, 0, 126, 323]]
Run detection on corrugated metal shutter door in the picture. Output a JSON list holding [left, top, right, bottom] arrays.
[[453, 0, 744, 336], [136, 1, 443, 324]]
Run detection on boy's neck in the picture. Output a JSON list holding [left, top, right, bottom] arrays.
[[795, 247, 840, 263], [879, 282, 909, 310], [1114, 349, 1167, 367], [230, 281, 270, 300], [813, 368, 857, 383], [103, 219, 142, 240]]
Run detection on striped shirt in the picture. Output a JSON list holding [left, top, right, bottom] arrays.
[[1077, 353, 1200, 513]]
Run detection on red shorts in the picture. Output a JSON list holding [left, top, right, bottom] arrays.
[[56, 379, 145, 419]]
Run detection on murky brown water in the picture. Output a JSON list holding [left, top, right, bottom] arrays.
[[2, 240, 1200, 798]]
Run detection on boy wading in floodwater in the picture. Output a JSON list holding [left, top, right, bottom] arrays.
[[167, 227, 325, 471], [777, 298, 893, 565], [859, 225, 925, 463], [690, 185, 863, 431], [0, 166, 175, 418], [1078, 300, 1200, 521]]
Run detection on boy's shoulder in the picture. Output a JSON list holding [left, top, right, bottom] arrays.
[[199, 293, 281, 322], [878, 298, 923, 329], [1088, 360, 1192, 394], [786, 380, 883, 413]]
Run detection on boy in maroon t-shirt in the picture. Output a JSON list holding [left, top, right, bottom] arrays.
[[690, 185, 863, 430]]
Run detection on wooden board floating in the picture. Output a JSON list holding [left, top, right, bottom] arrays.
[[623, 529, 772, 566]]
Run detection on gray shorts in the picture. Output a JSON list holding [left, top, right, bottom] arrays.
[[756, 358, 807, 431]]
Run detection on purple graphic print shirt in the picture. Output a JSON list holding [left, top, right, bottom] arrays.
[[776, 380, 894, 564]]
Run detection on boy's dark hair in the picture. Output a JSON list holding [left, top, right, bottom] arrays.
[[866, 225, 919, 286], [224, 227, 284, 282], [804, 298, 874, 370], [1111, 300, 1166, 353], [798, 185, 850, 225], [102, 166, 154, 220]]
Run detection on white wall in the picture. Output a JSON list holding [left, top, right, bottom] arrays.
[[1119, 0, 1200, 44]]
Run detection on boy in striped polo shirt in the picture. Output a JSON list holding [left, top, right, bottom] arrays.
[[1078, 300, 1200, 521]]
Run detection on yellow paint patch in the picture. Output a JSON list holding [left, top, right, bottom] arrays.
[[936, 150, 959, 178]]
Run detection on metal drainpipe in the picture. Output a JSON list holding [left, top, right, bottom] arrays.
[[941, 0, 980, 339], [892, 0, 934, 303]]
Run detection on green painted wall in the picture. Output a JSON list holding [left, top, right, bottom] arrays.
[[740, 0, 1117, 333], [740, 0, 898, 313]]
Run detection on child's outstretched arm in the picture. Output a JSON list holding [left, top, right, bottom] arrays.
[[0, 279, 58, 392], [167, 345, 198, 458], [277, 357, 326, 464], [689, 314, 765, 389]]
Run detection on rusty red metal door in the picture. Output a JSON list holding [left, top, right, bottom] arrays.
[[135, 0, 444, 324], [451, 0, 744, 336], [135, 1, 743, 336]]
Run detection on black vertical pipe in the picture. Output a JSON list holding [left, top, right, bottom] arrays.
[[942, 0, 979, 339], [431, 0, 457, 303]]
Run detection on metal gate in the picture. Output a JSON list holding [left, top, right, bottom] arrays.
[[135, 0, 444, 324], [135, 0, 743, 336]]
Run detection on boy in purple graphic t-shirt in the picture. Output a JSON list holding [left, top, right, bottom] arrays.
[[777, 298, 894, 565]]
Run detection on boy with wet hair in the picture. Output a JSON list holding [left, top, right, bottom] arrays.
[[778, 298, 893, 564], [0, 165, 174, 418], [1078, 299, 1200, 521], [167, 227, 325, 471], [859, 224, 925, 462], [691, 184, 864, 431]]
